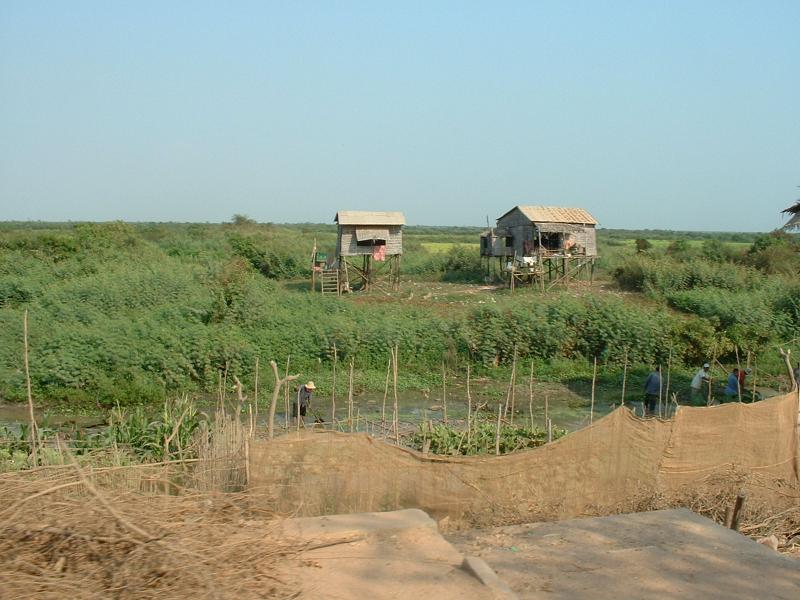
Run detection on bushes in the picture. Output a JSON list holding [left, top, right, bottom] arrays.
[[613, 255, 762, 294], [0, 223, 796, 408]]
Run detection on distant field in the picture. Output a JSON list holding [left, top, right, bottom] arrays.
[[639, 239, 751, 249], [420, 242, 480, 253]]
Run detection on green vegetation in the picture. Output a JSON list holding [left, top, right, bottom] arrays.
[[0, 220, 797, 412], [409, 420, 567, 455]]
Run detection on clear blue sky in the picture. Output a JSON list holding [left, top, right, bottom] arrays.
[[1, 2, 798, 230]]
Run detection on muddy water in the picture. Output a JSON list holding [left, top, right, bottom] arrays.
[[0, 403, 105, 430], [289, 382, 614, 434], [0, 381, 613, 435]]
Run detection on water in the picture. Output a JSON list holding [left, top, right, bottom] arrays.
[[0, 381, 613, 436]]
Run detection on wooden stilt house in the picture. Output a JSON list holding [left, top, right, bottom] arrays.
[[330, 211, 405, 293], [481, 205, 598, 288]]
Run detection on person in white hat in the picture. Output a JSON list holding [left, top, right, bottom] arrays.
[[690, 363, 711, 404], [293, 381, 316, 425]]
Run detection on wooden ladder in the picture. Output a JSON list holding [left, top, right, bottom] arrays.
[[321, 268, 339, 296]]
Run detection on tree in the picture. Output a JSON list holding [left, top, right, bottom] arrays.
[[634, 238, 652, 253], [231, 214, 256, 226]]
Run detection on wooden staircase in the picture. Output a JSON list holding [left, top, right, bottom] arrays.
[[321, 268, 340, 296]]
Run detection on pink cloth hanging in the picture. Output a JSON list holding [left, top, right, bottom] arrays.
[[372, 245, 386, 261]]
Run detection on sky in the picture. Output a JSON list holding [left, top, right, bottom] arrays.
[[1, 2, 798, 231]]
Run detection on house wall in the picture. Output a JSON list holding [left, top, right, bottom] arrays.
[[574, 227, 597, 256], [496, 208, 598, 257], [337, 225, 403, 256], [496, 208, 534, 257]]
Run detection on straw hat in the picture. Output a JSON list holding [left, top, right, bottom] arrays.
[[305, 381, 316, 390]]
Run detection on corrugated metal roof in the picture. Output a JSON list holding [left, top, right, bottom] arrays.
[[499, 205, 597, 225], [335, 211, 406, 225]]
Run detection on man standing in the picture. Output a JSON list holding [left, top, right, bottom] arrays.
[[723, 368, 740, 402], [293, 381, 316, 425], [690, 363, 711, 404], [643, 366, 662, 416]]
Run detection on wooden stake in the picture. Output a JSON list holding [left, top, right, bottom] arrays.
[[657, 363, 663, 418], [284, 355, 291, 430], [528, 360, 535, 430], [621, 347, 628, 406], [495, 403, 502, 455], [665, 348, 673, 415], [381, 355, 391, 433], [544, 393, 549, 429], [509, 345, 517, 424], [442, 361, 448, 425], [590, 357, 597, 425], [267, 360, 299, 439], [23, 309, 37, 468], [253, 357, 259, 434], [393, 345, 399, 445], [331, 343, 337, 428], [779, 348, 797, 391], [348, 358, 354, 433], [467, 364, 473, 447], [735, 346, 742, 403], [547, 417, 553, 443], [729, 494, 746, 531]]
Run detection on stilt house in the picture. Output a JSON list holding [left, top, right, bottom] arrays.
[[481, 205, 598, 287], [332, 211, 405, 293]]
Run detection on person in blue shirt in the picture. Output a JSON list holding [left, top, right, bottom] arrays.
[[723, 369, 740, 402], [643, 366, 662, 416]]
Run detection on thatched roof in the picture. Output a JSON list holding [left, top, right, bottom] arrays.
[[499, 205, 598, 225], [781, 201, 800, 231], [334, 211, 406, 226]]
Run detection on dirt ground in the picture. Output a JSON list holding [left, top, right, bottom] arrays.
[[446, 508, 800, 599]]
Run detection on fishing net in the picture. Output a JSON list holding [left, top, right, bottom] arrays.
[[249, 391, 800, 527]]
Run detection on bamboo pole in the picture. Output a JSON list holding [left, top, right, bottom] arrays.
[[381, 356, 391, 433], [529, 360, 535, 430], [735, 346, 743, 403], [590, 356, 597, 425], [657, 363, 663, 418], [664, 348, 673, 415], [253, 357, 259, 435], [328, 343, 337, 429], [547, 417, 553, 443], [296, 380, 301, 433], [708, 347, 717, 406], [442, 361, 448, 425], [495, 403, 502, 455], [267, 361, 299, 439], [393, 345, 399, 445], [752, 356, 758, 401], [544, 393, 549, 429], [284, 355, 291, 431], [23, 309, 37, 468], [348, 358, 354, 433], [509, 345, 517, 424], [620, 347, 628, 406], [466, 364, 472, 448]]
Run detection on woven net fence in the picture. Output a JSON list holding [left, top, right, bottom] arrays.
[[250, 391, 800, 528]]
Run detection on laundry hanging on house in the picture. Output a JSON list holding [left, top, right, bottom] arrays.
[[372, 245, 386, 261]]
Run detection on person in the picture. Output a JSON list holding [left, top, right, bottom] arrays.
[[794, 362, 800, 389], [738, 368, 752, 399], [690, 363, 711, 404], [643, 366, 662, 415], [723, 368, 740, 402], [293, 381, 316, 425]]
